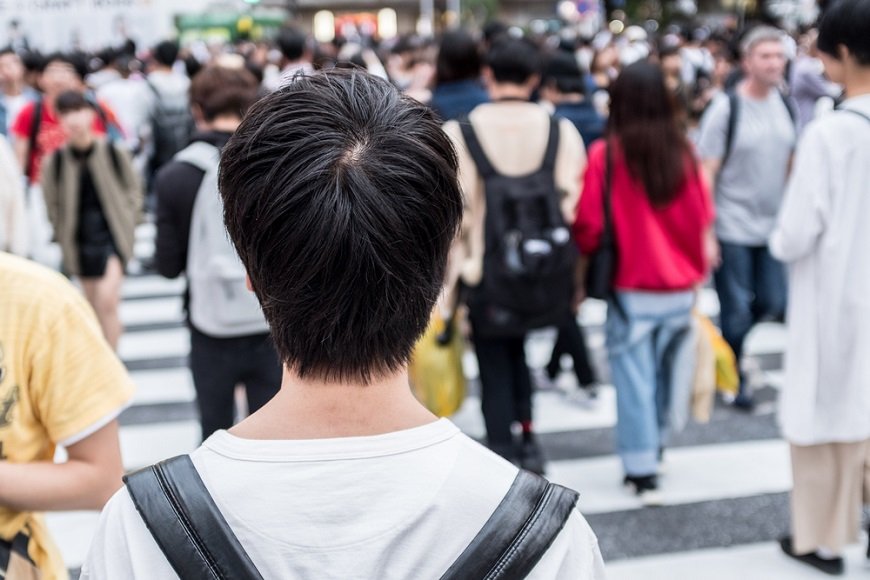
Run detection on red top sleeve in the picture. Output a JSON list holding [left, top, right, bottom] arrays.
[[11, 101, 34, 140]]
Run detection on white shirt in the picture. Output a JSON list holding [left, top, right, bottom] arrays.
[[770, 95, 870, 446], [81, 419, 605, 579]]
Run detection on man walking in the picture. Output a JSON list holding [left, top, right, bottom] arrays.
[[443, 38, 586, 473], [698, 26, 797, 410]]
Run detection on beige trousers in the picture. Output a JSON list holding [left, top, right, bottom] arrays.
[[790, 440, 870, 554]]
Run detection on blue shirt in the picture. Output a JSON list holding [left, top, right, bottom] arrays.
[[430, 80, 489, 122]]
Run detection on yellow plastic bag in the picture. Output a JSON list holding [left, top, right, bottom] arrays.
[[409, 313, 467, 417], [696, 313, 740, 397]]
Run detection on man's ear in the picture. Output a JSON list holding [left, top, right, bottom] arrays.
[[246, 275, 254, 293]]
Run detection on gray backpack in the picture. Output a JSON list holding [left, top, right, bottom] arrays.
[[177, 142, 269, 337]]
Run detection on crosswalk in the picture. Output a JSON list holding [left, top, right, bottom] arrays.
[[52, 225, 869, 578]]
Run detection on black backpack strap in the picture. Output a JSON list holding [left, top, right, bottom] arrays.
[[722, 90, 740, 169], [440, 470, 579, 580], [124, 455, 264, 580], [779, 91, 797, 126], [458, 116, 497, 178], [540, 117, 560, 172]]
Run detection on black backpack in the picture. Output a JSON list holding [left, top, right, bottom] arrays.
[[147, 79, 193, 172], [125, 455, 580, 580], [460, 117, 578, 338]]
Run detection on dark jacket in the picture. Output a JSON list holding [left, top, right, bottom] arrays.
[[154, 131, 232, 279], [553, 102, 605, 149], [430, 80, 490, 123]]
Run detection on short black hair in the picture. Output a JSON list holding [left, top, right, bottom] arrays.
[[818, 0, 870, 66], [436, 30, 482, 84], [277, 27, 307, 62], [486, 37, 540, 85], [55, 90, 92, 114], [44, 52, 89, 81], [153, 40, 179, 67], [219, 70, 463, 384], [542, 50, 586, 95]]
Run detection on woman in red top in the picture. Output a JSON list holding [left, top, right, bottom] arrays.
[[574, 61, 715, 505]]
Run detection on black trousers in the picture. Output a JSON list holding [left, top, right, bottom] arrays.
[[546, 314, 597, 387], [471, 326, 533, 453], [189, 326, 282, 440]]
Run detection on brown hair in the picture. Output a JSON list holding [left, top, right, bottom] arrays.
[[189, 64, 259, 122], [608, 61, 691, 206]]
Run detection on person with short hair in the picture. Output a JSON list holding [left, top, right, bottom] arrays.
[[0, 48, 37, 138], [154, 64, 281, 441], [430, 29, 489, 122], [770, 0, 870, 574], [697, 26, 797, 410], [443, 38, 586, 474], [0, 251, 134, 580], [81, 69, 605, 580], [40, 90, 141, 350], [264, 26, 313, 91]]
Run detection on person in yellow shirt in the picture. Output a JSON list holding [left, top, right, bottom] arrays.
[[0, 251, 134, 579]]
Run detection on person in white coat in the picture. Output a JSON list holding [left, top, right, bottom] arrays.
[[769, 0, 870, 575], [0, 133, 27, 255]]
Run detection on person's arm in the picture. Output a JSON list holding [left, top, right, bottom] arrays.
[[154, 160, 203, 279], [696, 94, 730, 193], [770, 124, 829, 263], [555, 118, 586, 224], [13, 135, 27, 176], [115, 144, 144, 223], [39, 150, 60, 232], [0, 420, 124, 511]]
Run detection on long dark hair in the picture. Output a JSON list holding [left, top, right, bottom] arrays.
[[607, 61, 691, 206]]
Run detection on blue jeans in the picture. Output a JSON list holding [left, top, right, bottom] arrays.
[[607, 291, 694, 476], [713, 242, 786, 396]]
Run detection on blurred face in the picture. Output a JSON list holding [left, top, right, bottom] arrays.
[[40, 60, 82, 97], [0, 52, 24, 86], [661, 54, 682, 90], [59, 107, 96, 142], [743, 40, 786, 87]]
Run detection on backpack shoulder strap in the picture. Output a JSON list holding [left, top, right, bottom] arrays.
[[174, 141, 220, 173], [722, 90, 740, 168], [25, 98, 43, 183], [124, 455, 264, 580], [779, 91, 797, 126], [837, 107, 870, 124], [440, 470, 579, 580], [540, 116, 561, 172], [458, 116, 497, 178]]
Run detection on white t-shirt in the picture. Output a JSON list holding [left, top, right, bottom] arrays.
[[82, 419, 605, 579]]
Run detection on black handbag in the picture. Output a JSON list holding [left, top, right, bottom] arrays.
[[585, 142, 617, 300]]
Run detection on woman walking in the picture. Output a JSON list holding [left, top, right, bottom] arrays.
[[41, 90, 141, 350], [771, 0, 870, 574], [574, 61, 715, 505]]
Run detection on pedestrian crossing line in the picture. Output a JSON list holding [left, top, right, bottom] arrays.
[[117, 326, 189, 364], [550, 439, 791, 515], [606, 539, 870, 580], [121, 275, 185, 301], [127, 368, 195, 406], [119, 296, 183, 330]]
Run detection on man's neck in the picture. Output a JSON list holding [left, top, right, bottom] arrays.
[[488, 83, 532, 102], [1, 81, 23, 98], [740, 77, 775, 100], [229, 367, 438, 441], [844, 68, 870, 100]]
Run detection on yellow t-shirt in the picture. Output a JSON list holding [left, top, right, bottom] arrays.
[[0, 253, 134, 579]]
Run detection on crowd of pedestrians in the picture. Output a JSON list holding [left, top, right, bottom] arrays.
[[0, 0, 868, 577]]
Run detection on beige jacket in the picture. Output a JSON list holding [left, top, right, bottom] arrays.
[[40, 139, 142, 276], [443, 102, 587, 290]]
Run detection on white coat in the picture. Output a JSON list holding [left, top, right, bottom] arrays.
[[770, 95, 870, 446]]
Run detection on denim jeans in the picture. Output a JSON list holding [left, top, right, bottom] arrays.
[[714, 242, 786, 396], [607, 291, 694, 477]]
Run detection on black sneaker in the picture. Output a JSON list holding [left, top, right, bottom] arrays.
[[519, 434, 546, 475], [732, 393, 756, 412], [623, 474, 663, 507], [780, 536, 845, 576]]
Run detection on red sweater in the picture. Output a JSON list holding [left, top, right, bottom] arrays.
[[574, 140, 714, 292]]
